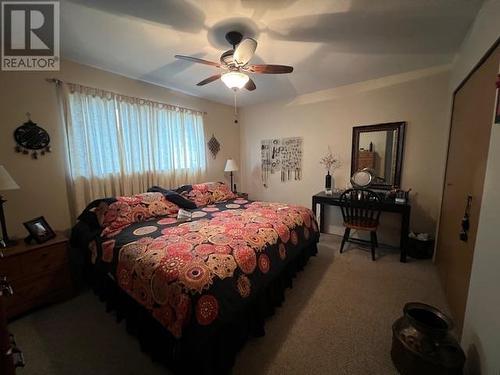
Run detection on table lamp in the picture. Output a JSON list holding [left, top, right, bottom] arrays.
[[224, 159, 238, 193], [0, 166, 20, 248]]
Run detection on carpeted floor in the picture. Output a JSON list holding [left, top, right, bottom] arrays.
[[10, 234, 449, 375]]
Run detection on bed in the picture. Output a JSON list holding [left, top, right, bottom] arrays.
[[71, 182, 319, 374]]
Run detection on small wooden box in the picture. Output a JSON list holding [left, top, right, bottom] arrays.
[[0, 233, 73, 319]]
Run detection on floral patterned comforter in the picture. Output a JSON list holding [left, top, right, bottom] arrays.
[[89, 197, 319, 338]]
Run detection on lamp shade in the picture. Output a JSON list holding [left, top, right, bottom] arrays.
[[221, 72, 249, 90], [224, 159, 238, 172], [0, 166, 19, 191]]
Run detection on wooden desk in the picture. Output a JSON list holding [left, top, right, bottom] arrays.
[[312, 191, 411, 262]]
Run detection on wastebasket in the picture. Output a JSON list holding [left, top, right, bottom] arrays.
[[407, 233, 434, 259]]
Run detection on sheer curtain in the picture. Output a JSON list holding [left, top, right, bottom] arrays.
[[59, 82, 206, 215]]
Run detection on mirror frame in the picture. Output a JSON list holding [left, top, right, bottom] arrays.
[[350, 121, 406, 190]]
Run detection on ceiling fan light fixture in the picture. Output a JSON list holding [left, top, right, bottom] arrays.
[[221, 71, 249, 90]]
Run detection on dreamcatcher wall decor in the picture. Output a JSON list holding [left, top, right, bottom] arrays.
[[14, 113, 52, 159], [14, 112, 52, 159], [261, 137, 302, 187]]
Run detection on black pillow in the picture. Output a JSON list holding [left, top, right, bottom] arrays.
[[148, 186, 197, 209], [77, 197, 117, 229], [174, 184, 193, 194]]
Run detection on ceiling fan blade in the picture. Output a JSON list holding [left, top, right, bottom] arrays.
[[175, 55, 220, 67], [233, 38, 257, 66], [244, 64, 293, 74], [196, 74, 221, 86], [245, 78, 256, 91]]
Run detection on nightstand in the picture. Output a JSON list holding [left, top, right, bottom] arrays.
[[236, 192, 248, 199], [0, 233, 73, 319]]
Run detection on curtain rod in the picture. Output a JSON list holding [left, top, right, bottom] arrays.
[[45, 78, 208, 115]]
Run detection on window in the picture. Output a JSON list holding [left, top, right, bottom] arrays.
[[61, 83, 206, 212], [66, 85, 206, 179]]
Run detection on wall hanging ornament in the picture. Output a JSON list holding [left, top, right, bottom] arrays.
[[14, 113, 52, 160], [207, 134, 221, 159], [261, 137, 302, 187]]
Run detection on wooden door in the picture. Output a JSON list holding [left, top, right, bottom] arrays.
[[436, 44, 500, 335]]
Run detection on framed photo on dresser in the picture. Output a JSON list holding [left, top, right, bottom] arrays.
[[23, 216, 56, 244]]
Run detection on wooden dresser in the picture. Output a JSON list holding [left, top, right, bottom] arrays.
[[357, 150, 376, 170], [0, 233, 73, 319]]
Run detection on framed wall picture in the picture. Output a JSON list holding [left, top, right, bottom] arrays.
[[23, 216, 56, 244]]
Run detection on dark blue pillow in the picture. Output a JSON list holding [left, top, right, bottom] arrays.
[[148, 186, 197, 209]]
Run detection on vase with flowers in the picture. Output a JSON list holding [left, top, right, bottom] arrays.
[[319, 147, 340, 195]]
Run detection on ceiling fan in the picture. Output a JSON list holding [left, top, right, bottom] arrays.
[[174, 31, 293, 92]]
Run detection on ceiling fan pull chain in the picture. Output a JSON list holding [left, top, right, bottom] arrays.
[[233, 90, 239, 124]]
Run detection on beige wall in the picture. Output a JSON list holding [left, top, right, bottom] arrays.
[[453, 1, 500, 374], [450, 0, 500, 91], [240, 67, 451, 245], [0, 60, 237, 238]]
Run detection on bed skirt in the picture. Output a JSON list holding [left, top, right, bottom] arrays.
[[87, 240, 318, 374]]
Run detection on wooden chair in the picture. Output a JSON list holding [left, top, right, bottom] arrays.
[[339, 189, 382, 260]]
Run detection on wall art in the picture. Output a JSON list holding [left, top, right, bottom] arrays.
[[14, 113, 52, 159], [261, 137, 302, 187], [207, 134, 221, 159]]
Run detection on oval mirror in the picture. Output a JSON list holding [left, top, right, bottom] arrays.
[[351, 169, 374, 188]]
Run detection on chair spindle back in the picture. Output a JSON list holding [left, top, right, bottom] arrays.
[[339, 189, 382, 225]]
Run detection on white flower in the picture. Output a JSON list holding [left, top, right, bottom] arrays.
[[319, 147, 341, 173]]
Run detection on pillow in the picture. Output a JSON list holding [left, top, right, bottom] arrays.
[[176, 182, 236, 207], [178, 184, 212, 207], [148, 186, 197, 209], [78, 197, 117, 229], [94, 192, 179, 237], [175, 184, 193, 194], [209, 182, 237, 203]]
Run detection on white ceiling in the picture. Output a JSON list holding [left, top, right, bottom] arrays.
[[60, 0, 483, 106]]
